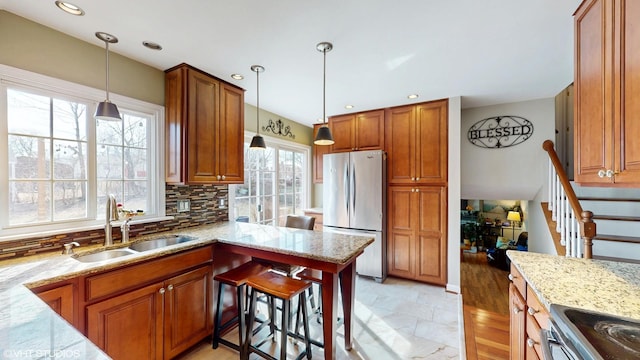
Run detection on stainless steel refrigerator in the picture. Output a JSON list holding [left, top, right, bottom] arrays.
[[323, 150, 386, 282]]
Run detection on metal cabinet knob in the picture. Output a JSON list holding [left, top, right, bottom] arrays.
[[527, 307, 538, 316], [605, 169, 615, 178], [221, 175, 225, 180], [598, 169, 606, 178], [167, 284, 174, 291], [508, 274, 514, 281], [513, 307, 521, 315], [415, 189, 420, 193], [159, 288, 165, 294], [416, 177, 420, 181], [526, 338, 536, 348], [411, 177, 415, 181]]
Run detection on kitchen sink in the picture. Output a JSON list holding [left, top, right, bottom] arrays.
[[74, 249, 138, 263], [127, 235, 197, 252]]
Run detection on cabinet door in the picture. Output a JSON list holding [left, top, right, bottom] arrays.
[[313, 124, 330, 183], [387, 186, 415, 278], [574, 0, 613, 185], [165, 67, 186, 183], [415, 100, 447, 185], [329, 114, 355, 152], [509, 283, 526, 360], [217, 83, 244, 183], [414, 186, 447, 285], [355, 110, 385, 151], [86, 282, 164, 360], [163, 265, 212, 359], [386, 105, 416, 185], [34, 283, 76, 326], [615, 1, 640, 184], [187, 69, 220, 183]]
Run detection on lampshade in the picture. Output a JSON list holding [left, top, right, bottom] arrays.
[[313, 42, 335, 146], [94, 32, 121, 121], [250, 65, 266, 149], [314, 125, 334, 145], [507, 211, 521, 222]]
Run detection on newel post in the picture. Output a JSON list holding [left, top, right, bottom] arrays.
[[580, 211, 595, 259]]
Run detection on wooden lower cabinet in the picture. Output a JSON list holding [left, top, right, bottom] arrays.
[[33, 281, 77, 327], [387, 185, 447, 285], [86, 282, 164, 360], [86, 264, 211, 360], [509, 264, 549, 360]]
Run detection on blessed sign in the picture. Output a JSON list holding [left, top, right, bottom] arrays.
[[467, 116, 533, 149]]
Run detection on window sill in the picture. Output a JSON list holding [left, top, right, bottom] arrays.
[[0, 216, 175, 243]]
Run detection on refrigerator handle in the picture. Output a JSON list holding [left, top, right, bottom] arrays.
[[351, 161, 356, 217], [344, 161, 349, 213]]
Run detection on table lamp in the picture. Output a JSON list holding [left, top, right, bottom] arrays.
[[507, 211, 521, 241]]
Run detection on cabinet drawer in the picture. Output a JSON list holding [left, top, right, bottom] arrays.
[[86, 246, 213, 302], [509, 263, 526, 299], [526, 285, 549, 329], [526, 312, 543, 360]]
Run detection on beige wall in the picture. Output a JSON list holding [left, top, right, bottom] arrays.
[[244, 104, 313, 146], [0, 11, 165, 105]]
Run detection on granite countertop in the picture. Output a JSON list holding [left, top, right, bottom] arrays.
[[507, 250, 640, 320], [0, 221, 374, 359]]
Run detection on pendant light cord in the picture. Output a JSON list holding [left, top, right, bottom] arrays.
[[105, 41, 110, 102], [256, 68, 260, 134], [322, 48, 326, 124]]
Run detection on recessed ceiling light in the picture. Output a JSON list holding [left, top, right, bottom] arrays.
[[408, 94, 419, 99], [345, 105, 354, 109], [231, 74, 244, 80], [54, 1, 85, 16], [142, 41, 162, 51]]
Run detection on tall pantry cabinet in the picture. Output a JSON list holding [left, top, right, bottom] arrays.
[[386, 99, 448, 285], [574, 0, 640, 185]]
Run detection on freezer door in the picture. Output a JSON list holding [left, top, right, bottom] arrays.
[[350, 151, 384, 231], [323, 152, 350, 228], [323, 226, 386, 282]]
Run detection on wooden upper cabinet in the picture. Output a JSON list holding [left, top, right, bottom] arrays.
[[313, 124, 330, 183], [574, 0, 640, 185], [165, 63, 245, 184], [386, 99, 448, 185], [329, 109, 385, 153]]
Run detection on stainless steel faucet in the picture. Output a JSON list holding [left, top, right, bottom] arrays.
[[105, 194, 119, 246]]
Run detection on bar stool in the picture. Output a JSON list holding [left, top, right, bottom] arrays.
[[245, 271, 313, 360], [212, 261, 271, 358]]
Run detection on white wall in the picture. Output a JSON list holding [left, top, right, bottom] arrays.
[[447, 97, 462, 293], [461, 98, 557, 254], [461, 98, 555, 201]]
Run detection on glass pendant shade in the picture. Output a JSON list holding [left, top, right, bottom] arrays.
[[314, 125, 334, 145], [250, 134, 266, 149], [95, 100, 121, 121]]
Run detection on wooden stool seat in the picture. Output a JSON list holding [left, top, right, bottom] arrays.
[[246, 272, 313, 360], [212, 261, 271, 358]]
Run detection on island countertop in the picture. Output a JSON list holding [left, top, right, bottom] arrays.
[[507, 250, 640, 320], [0, 221, 374, 359]]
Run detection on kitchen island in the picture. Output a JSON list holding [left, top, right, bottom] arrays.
[[0, 221, 374, 360]]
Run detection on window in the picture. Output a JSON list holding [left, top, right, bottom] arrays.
[[230, 135, 310, 226], [0, 65, 165, 238]]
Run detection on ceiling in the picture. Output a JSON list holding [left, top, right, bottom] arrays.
[[0, 0, 582, 126]]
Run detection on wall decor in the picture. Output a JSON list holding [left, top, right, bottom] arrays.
[[467, 115, 533, 149], [263, 118, 295, 139]]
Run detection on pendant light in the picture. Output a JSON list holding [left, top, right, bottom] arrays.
[[314, 42, 335, 146], [94, 32, 121, 121], [249, 65, 266, 149]]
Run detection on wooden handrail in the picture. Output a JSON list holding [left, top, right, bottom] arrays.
[[542, 140, 595, 258]]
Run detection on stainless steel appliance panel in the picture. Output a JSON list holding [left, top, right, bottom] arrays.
[[322, 226, 385, 281], [349, 151, 384, 231], [323, 152, 350, 228]]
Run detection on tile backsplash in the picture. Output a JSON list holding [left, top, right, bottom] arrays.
[[0, 184, 228, 261]]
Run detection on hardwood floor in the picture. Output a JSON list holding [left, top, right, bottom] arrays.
[[461, 251, 511, 360]]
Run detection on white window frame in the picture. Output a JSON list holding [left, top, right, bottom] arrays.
[[229, 132, 312, 225], [0, 64, 168, 241]]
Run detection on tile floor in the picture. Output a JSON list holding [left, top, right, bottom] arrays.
[[177, 276, 463, 360]]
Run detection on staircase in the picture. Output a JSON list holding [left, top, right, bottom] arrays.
[[543, 140, 640, 263], [573, 187, 640, 262]]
